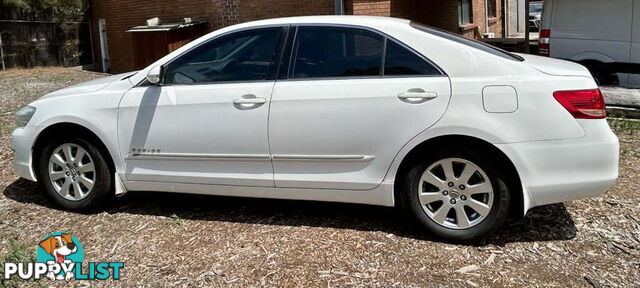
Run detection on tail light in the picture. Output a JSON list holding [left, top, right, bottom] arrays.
[[553, 89, 606, 119], [539, 29, 550, 56]]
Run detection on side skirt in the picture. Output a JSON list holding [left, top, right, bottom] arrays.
[[122, 180, 395, 207]]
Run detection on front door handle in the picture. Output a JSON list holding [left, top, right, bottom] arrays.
[[398, 90, 438, 103], [233, 94, 266, 109]]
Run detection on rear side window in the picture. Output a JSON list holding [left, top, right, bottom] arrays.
[[291, 26, 384, 78], [290, 26, 443, 79], [384, 41, 441, 76]]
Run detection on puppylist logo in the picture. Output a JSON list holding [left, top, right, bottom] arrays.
[[3, 232, 124, 281]]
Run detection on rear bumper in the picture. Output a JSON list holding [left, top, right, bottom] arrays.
[[496, 119, 619, 214]]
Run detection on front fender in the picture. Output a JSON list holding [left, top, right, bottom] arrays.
[[30, 117, 125, 177]]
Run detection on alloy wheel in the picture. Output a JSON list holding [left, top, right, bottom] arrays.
[[48, 143, 96, 201], [417, 158, 494, 229]]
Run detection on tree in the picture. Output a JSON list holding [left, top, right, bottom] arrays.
[[0, 0, 89, 67], [0, 0, 87, 22]]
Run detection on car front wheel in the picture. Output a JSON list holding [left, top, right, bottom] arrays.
[[38, 137, 113, 210], [403, 149, 511, 241]]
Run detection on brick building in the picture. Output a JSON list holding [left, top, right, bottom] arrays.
[[91, 0, 507, 73]]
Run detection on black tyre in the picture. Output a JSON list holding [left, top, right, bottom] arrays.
[[591, 69, 607, 86], [38, 137, 113, 210], [401, 147, 511, 241], [582, 62, 612, 86]]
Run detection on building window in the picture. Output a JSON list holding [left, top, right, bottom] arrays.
[[487, 0, 497, 18], [458, 0, 472, 25]]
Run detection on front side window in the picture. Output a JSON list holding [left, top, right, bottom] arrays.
[[164, 27, 284, 84], [458, 0, 472, 25], [291, 26, 384, 78]]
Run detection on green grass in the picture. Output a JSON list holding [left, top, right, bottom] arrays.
[[600, 236, 613, 244], [2, 238, 35, 263], [169, 213, 184, 226], [0, 236, 38, 287], [608, 117, 640, 135]]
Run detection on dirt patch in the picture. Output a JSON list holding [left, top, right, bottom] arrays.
[[1, 68, 639, 287]]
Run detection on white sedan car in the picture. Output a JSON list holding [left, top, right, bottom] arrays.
[[11, 16, 619, 240]]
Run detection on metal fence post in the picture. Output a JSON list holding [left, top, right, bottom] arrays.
[[334, 0, 344, 15], [88, 18, 96, 65], [524, 0, 530, 53], [0, 32, 5, 71]]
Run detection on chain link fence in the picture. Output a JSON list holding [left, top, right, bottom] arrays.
[[0, 20, 94, 70]]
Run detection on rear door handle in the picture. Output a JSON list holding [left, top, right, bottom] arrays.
[[233, 98, 266, 105], [233, 94, 266, 109], [398, 91, 438, 103]]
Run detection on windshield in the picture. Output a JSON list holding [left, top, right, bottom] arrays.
[[530, 3, 543, 13], [410, 22, 524, 62]]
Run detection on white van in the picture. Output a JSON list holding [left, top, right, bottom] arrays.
[[540, 0, 640, 88]]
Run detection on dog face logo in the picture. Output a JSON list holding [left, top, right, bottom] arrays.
[[38, 233, 78, 263]]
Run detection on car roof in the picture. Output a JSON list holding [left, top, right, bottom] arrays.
[[230, 15, 411, 29]]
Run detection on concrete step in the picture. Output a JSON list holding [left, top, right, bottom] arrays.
[[600, 86, 640, 119], [607, 106, 640, 119], [601, 86, 640, 107]]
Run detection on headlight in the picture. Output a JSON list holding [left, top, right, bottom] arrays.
[[15, 105, 36, 128]]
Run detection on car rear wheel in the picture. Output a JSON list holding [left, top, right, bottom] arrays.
[[402, 148, 510, 241], [38, 137, 113, 210]]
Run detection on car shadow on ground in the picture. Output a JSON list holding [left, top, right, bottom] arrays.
[[3, 178, 576, 245]]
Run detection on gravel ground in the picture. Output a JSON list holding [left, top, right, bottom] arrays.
[[0, 67, 639, 287]]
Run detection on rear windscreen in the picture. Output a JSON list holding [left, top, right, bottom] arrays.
[[410, 22, 525, 62]]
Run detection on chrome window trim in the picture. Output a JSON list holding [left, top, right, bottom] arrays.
[[278, 74, 447, 82], [138, 79, 276, 88]]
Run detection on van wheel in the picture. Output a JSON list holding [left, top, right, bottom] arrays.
[[591, 70, 607, 86], [38, 137, 113, 211], [402, 148, 510, 241], [582, 62, 611, 86]]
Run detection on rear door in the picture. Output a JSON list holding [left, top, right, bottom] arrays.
[[269, 25, 451, 190]]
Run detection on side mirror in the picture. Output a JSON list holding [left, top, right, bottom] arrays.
[[146, 65, 162, 85]]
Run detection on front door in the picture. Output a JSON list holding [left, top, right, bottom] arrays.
[[269, 26, 451, 190], [118, 26, 287, 186]]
